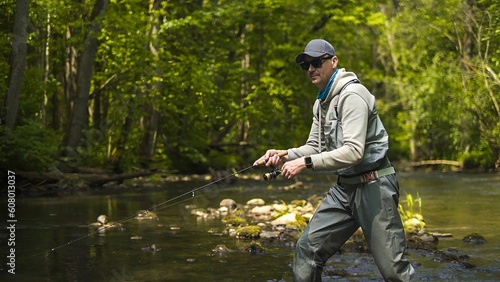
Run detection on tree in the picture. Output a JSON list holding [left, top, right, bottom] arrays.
[[5, 0, 29, 130], [65, 0, 110, 150]]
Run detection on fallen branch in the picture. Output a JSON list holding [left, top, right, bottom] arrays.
[[17, 169, 157, 187], [409, 160, 463, 168], [76, 170, 157, 185]]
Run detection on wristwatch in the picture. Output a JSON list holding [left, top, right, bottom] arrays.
[[304, 157, 313, 169]]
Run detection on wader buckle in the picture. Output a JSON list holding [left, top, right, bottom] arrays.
[[362, 171, 378, 182]]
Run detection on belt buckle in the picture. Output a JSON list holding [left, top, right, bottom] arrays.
[[362, 171, 378, 182]]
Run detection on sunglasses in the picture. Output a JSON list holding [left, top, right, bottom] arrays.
[[299, 56, 333, 70]]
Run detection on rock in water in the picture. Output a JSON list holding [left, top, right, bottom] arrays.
[[219, 198, 237, 211], [236, 225, 261, 239], [135, 210, 159, 220], [212, 244, 234, 254], [246, 198, 265, 206], [462, 233, 486, 244]]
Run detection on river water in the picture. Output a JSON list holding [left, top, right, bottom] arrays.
[[1, 171, 500, 281]]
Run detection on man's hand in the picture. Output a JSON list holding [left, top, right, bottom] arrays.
[[281, 157, 307, 179], [254, 150, 288, 167]]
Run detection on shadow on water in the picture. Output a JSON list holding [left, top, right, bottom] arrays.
[[1, 172, 500, 281]]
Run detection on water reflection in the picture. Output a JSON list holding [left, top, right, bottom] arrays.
[[2, 172, 500, 281]]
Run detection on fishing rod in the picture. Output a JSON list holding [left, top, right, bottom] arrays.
[[152, 150, 288, 209], [20, 151, 288, 259]]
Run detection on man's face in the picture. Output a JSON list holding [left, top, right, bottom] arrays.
[[302, 55, 338, 90]]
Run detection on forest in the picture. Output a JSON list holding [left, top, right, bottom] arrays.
[[1, 0, 499, 177]]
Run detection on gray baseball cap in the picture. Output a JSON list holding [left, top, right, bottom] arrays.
[[295, 39, 336, 63]]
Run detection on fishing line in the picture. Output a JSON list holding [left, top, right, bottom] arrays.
[[19, 195, 199, 260], [149, 164, 256, 212], [18, 162, 264, 260]]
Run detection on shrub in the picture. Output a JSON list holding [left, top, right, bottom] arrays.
[[0, 122, 59, 171]]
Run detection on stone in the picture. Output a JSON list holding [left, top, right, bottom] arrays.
[[220, 198, 237, 209], [212, 244, 234, 254], [271, 212, 297, 227], [246, 198, 265, 206], [242, 242, 267, 253], [272, 203, 289, 212], [462, 233, 486, 244], [260, 230, 280, 239], [221, 214, 247, 226], [135, 210, 159, 220], [250, 205, 273, 215], [236, 225, 261, 239]]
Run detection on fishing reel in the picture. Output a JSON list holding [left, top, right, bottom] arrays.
[[263, 167, 281, 181]]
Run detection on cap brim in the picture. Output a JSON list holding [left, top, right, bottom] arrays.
[[295, 51, 325, 63]]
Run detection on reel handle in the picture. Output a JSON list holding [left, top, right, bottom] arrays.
[[254, 150, 288, 166]]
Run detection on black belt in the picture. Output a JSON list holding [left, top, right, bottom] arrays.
[[338, 167, 395, 184]]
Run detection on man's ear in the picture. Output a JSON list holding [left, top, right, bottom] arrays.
[[331, 56, 338, 69]]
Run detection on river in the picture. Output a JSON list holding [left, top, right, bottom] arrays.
[[1, 171, 499, 281]]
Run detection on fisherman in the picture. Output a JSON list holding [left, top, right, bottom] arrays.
[[255, 39, 416, 281]]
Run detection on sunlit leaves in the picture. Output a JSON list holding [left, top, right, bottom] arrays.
[[376, 0, 500, 167]]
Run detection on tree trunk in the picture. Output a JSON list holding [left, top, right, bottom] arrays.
[[239, 30, 250, 144], [140, 0, 163, 164], [65, 0, 109, 149], [64, 26, 78, 129], [463, 0, 475, 64], [5, 0, 29, 130]]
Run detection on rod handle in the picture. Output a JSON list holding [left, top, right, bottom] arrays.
[[254, 150, 288, 166]]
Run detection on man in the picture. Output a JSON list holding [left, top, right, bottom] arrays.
[[254, 39, 416, 281]]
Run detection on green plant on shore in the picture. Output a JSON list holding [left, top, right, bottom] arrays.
[[398, 193, 425, 233]]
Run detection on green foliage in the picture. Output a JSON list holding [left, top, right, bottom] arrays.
[[398, 193, 425, 233], [0, 122, 59, 171], [291, 213, 308, 231], [377, 0, 500, 167], [60, 127, 113, 168], [1, 0, 499, 174], [461, 141, 495, 170]]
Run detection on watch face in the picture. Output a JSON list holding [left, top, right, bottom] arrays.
[[305, 157, 312, 168]]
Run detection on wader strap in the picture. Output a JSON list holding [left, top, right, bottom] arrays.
[[334, 79, 360, 119], [338, 166, 395, 185]]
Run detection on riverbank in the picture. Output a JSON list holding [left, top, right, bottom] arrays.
[[5, 160, 498, 197]]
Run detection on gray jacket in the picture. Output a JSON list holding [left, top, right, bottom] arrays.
[[287, 69, 389, 176]]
